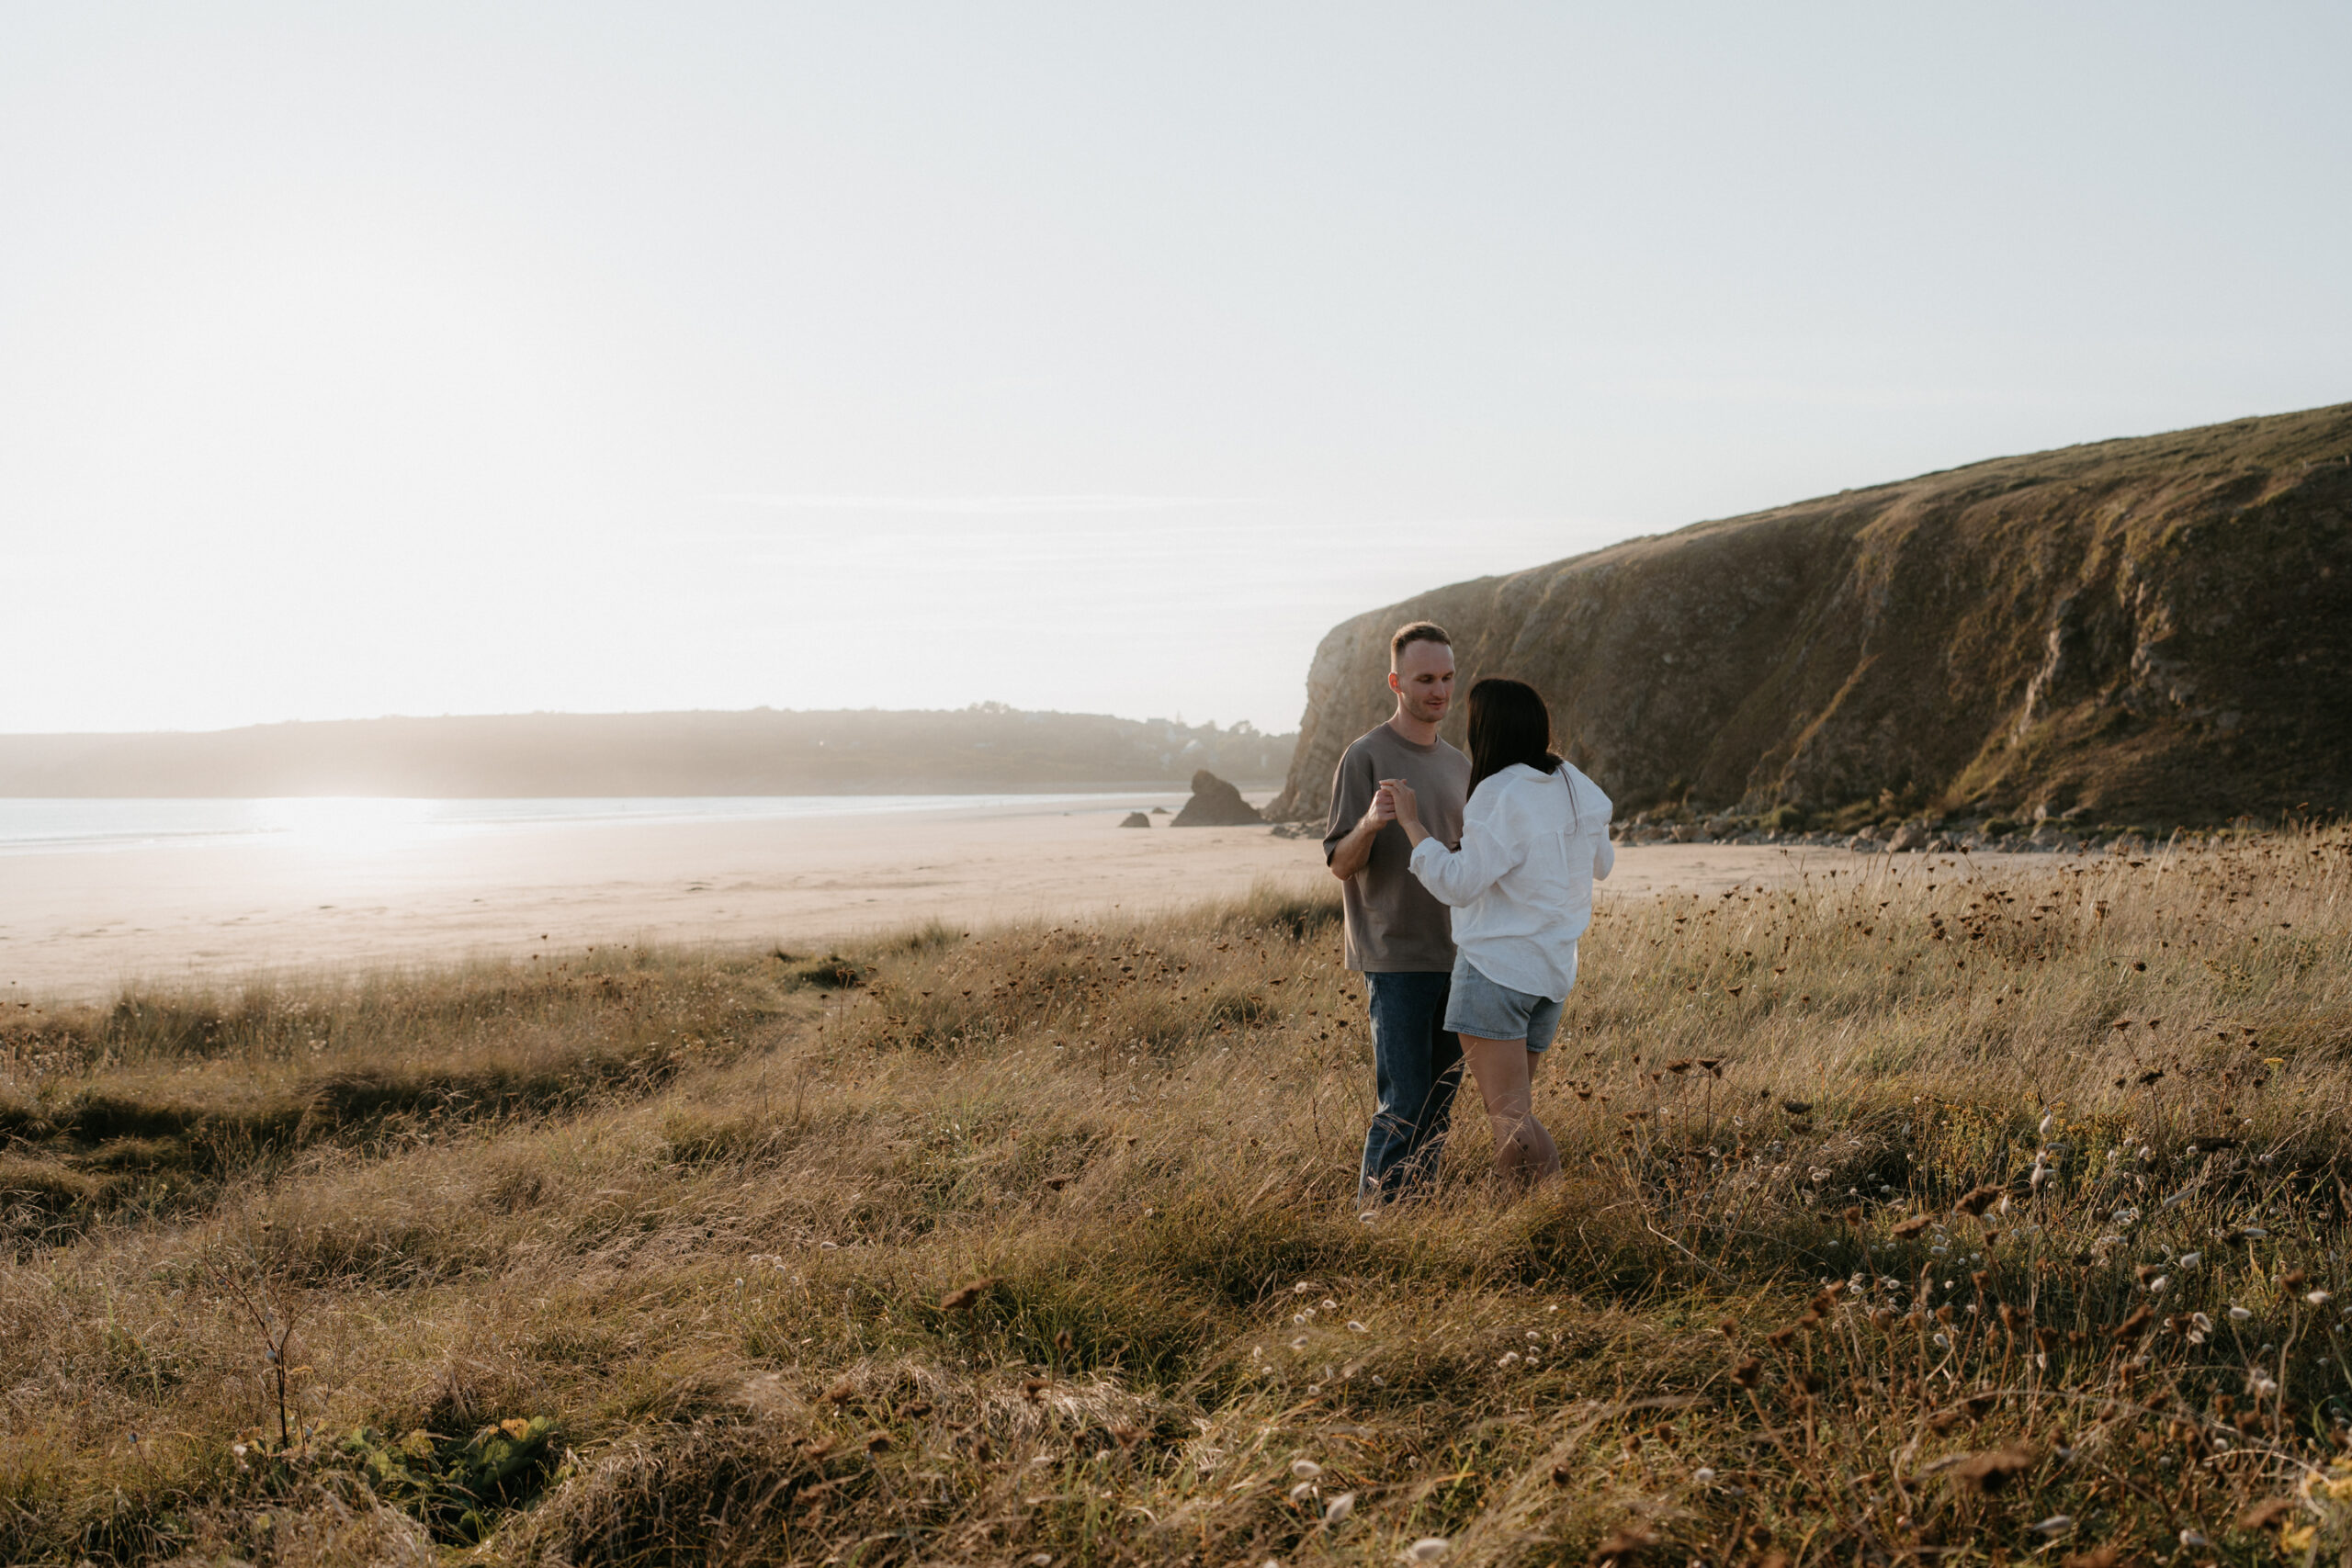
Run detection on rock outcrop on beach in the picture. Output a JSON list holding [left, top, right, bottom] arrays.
[[1170, 770, 1262, 827], [1271, 403, 2352, 829]]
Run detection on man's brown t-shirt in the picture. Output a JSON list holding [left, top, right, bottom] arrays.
[[1322, 723, 1472, 973]]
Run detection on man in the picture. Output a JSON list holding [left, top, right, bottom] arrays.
[[1324, 620, 1471, 1202]]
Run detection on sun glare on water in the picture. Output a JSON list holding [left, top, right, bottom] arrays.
[[256, 797, 435, 856]]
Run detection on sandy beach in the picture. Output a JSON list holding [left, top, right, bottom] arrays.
[[0, 795, 2057, 1004]]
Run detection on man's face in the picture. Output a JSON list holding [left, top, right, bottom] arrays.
[[1388, 639, 1455, 724]]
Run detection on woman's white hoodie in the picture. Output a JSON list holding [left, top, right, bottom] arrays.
[[1408, 761, 1613, 999]]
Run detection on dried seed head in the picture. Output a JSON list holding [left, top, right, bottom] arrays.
[[939, 1278, 994, 1312], [1951, 1446, 2034, 1494], [1592, 1524, 1657, 1564], [2238, 1496, 2297, 1530], [1953, 1185, 2002, 1216]]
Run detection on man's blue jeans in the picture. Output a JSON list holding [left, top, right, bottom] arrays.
[[1358, 971, 1463, 1201]]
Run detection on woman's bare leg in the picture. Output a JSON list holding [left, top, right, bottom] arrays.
[[1521, 1049, 1557, 1173], [1458, 1033, 1560, 1186]]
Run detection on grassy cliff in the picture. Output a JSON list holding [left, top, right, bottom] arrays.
[[1272, 404, 2352, 831], [6, 831, 2352, 1562]]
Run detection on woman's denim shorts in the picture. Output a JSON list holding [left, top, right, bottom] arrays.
[[1443, 954, 1565, 1051]]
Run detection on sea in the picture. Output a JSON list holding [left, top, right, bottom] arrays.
[[0, 794, 1176, 856]]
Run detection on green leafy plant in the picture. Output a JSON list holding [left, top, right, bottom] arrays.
[[343, 1416, 563, 1543], [788, 953, 865, 988]]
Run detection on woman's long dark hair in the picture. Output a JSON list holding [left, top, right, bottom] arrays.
[[1465, 677, 1562, 797]]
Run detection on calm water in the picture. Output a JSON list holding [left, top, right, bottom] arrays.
[[0, 795, 1173, 855]]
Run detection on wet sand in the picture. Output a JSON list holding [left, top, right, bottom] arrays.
[[0, 797, 2060, 1004]]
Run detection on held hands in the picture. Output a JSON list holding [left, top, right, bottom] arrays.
[[1378, 778, 1428, 845]]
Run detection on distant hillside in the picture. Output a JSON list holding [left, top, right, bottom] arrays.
[[1272, 402, 2352, 829], [0, 706, 1295, 797]]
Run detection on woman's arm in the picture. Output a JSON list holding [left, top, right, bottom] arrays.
[[1387, 778, 1433, 848], [1569, 769, 1614, 882], [1393, 779, 1525, 908]]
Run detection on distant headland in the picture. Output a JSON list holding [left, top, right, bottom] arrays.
[[0, 705, 1297, 798]]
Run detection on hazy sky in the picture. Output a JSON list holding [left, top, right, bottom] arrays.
[[4, 5, 2346, 736]]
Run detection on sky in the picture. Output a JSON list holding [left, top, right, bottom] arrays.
[[3, 5, 2346, 737]]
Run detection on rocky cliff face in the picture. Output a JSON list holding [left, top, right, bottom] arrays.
[[1272, 403, 2352, 829]]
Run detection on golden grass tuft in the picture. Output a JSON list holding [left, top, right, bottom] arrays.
[[4, 829, 2352, 1562]]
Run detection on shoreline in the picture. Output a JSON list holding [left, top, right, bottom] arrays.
[[0, 791, 2095, 1006], [0, 790, 1234, 858]]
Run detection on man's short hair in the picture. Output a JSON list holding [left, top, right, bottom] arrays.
[[1389, 620, 1452, 667]]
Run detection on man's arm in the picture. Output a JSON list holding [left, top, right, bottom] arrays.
[[1328, 798, 1391, 880], [1323, 750, 1388, 881]]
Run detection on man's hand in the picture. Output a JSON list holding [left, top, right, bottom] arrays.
[[1327, 787, 1396, 881]]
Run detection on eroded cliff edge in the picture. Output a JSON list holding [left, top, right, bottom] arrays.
[[1272, 403, 2352, 829]]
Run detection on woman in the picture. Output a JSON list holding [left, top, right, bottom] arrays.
[[1383, 677, 1612, 1187]]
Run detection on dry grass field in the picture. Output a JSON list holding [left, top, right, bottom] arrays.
[[6, 828, 2352, 1565]]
